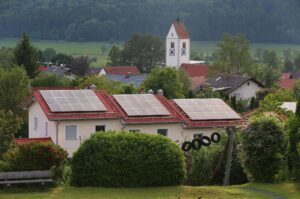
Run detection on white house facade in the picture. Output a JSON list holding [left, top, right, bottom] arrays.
[[23, 89, 240, 155]]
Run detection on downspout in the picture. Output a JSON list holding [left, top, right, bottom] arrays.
[[55, 121, 59, 145]]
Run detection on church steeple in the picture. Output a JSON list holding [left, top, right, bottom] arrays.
[[165, 19, 190, 69]]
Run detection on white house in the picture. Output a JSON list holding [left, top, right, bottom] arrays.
[[200, 73, 264, 100], [23, 88, 240, 155], [166, 19, 190, 69]]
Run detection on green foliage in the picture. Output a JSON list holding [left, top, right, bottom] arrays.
[[259, 89, 295, 113], [0, 161, 10, 171], [13, 32, 38, 78], [214, 33, 252, 74], [70, 56, 90, 75], [142, 67, 184, 99], [0, 111, 22, 159], [107, 45, 122, 66], [196, 87, 221, 98], [0, 67, 30, 114], [262, 49, 282, 69], [241, 117, 286, 182], [71, 131, 185, 187], [178, 69, 192, 97], [0, 47, 14, 68], [3, 142, 67, 171], [293, 80, 300, 100], [51, 162, 72, 185], [43, 48, 57, 62], [31, 73, 73, 87], [247, 63, 280, 88], [121, 33, 164, 73], [78, 75, 126, 94], [51, 53, 73, 65]]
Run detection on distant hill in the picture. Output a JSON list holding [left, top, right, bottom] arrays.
[[0, 0, 299, 43]]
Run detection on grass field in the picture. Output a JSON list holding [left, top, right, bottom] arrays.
[[1, 38, 300, 67], [0, 183, 299, 199]]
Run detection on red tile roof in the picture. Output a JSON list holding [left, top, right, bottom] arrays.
[[39, 65, 48, 72], [15, 137, 53, 144], [191, 76, 206, 91], [280, 79, 295, 89], [281, 73, 292, 80], [180, 63, 209, 77], [24, 89, 241, 128], [104, 66, 140, 75], [173, 21, 189, 39]]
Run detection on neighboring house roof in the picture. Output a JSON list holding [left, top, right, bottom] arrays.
[[104, 66, 140, 75], [180, 63, 208, 77], [292, 72, 300, 80], [173, 20, 189, 39], [281, 73, 292, 80], [23, 89, 241, 128], [15, 137, 53, 144], [191, 76, 206, 91], [106, 74, 147, 87], [201, 73, 264, 94], [280, 102, 297, 113], [87, 67, 102, 75], [40, 65, 79, 77], [279, 79, 295, 89]]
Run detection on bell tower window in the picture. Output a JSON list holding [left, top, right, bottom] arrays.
[[181, 42, 186, 56], [169, 42, 175, 56]]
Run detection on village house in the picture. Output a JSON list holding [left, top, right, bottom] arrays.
[[39, 65, 79, 79], [22, 88, 240, 155], [87, 66, 140, 76], [200, 73, 264, 100]]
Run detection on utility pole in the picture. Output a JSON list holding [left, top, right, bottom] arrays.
[[223, 126, 235, 186]]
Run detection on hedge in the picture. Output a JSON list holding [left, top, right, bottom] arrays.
[[2, 141, 68, 171], [71, 131, 185, 187]]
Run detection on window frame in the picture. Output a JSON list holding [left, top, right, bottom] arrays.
[[95, 125, 106, 132], [33, 117, 38, 130], [129, 129, 141, 133], [65, 125, 77, 141], [157, 129, 168, 136]]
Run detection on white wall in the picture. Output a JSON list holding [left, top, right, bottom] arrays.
[[57, 119, 123, 155], [28, 101, 56, 142], [229, 80, 262, 100]]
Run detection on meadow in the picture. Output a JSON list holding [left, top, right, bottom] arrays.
[[1, 38, 300, 66]]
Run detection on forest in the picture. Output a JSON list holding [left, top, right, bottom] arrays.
[[0, 0, 300, 43]]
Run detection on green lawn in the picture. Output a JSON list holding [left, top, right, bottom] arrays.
[[0, 183, 299, 199], [1, 38, 300, 67]]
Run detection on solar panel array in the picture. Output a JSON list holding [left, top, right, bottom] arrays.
[[40, 90, 107, 112], [174, 98, 240, 120], [113, 94, 170, 116]]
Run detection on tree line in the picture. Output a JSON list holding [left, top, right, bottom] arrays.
[[0, 0, 300, 43]]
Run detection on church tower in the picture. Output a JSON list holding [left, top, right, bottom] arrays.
[[165, 18, 190, 69]]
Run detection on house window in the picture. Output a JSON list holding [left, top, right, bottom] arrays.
[[171, 42, 175, 48], [157, 129, 168, 136], [169, 42, 175, 56], [194, 133, 203, 139], [34, 117, 38, 130], [95, 125, 105, 132], [45, 122, 48, 136], [65, 125, 77, 140], [129, 129, 141, 133], [247, 82, 250, 86], [181, 42, 186, 56]]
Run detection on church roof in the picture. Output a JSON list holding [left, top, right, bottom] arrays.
[[173, 20, 189, 39]]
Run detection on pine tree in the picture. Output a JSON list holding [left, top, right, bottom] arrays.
[[14, 32, 38, 78]]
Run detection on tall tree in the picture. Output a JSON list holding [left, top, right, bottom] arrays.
[[213, 33, 252, 74], [13, 32, 38, 78], [70, 56, 90, 76], [0, 48, 14, 69], [142, 67, 184, 99], [121, 33, 164, 73], [106, 45, 122, 66]]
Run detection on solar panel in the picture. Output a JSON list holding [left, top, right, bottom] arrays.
[[113, 94, 170, 116], [174, 98, 240, 120], [40, 90, 107, 112]]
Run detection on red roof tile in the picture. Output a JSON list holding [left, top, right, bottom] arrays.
[[39, 65, 48, 72], [281, 73, 292, 80], [180, 63, 209, 77], [191, 76, 206, 91], [104, 66, 140, 75], [280, 79, 295, 89], [15, 137, 53, 144], [173, 21, 189, 39]]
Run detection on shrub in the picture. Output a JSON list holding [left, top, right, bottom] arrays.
[[0, 161, 10, 171], [71, 131, 185, 187], [241, 117, 286, 182], [3, 141, 67, 171]]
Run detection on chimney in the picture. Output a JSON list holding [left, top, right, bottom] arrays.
[[89, 84, 97, 90], [147, 89, 154, 94], [157, 89, 164, 96]]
